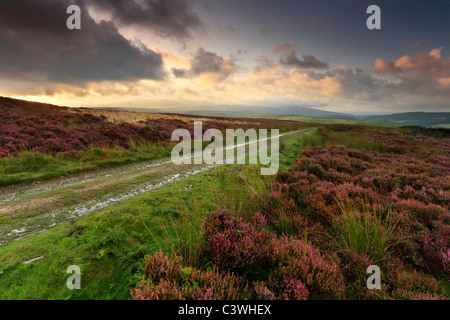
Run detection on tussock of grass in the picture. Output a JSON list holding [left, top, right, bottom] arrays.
[[149, 200, 206, 268], [329, 200, 401, 264], [213, 167, 270, 219]]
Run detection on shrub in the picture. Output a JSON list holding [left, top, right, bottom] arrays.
[[390, 270, 443, 300], [131, 251, 243, 300], [203, 209, 271, 278], [203, 209, 347, 299], [265, 236, 346, 300]]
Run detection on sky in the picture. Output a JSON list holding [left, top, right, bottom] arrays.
[[0, 0, 449, 114]]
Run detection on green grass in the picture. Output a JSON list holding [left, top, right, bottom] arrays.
[[330, 201, 402, 264], [279, 128, 317, 172], [153, 200, 206, 268], [213, 167, 271, 218], [302, 124, 400, 152]]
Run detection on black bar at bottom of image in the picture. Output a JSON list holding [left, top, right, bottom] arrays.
[[0, 300, 447, 318]]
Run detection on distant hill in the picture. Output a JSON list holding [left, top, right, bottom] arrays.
[[363, 112, 450, 128], [4, 96, 447, 128], [251, 113, 405, 127], [183, 105, 355, 119], [141, 105, 356, 120]]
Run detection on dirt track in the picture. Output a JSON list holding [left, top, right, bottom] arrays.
[[0, 129, 313, 245]]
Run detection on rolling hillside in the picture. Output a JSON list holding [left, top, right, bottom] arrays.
[[363, 112, 450, 128]]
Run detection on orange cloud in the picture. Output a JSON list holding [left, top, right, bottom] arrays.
[[373, 47, 450, 99], [374, 58, 396, 73], [375, 47, 449, 75], [152, 48, 191, 70]]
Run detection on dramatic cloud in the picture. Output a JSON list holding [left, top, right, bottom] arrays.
[[330, 66, 390, 101], [274, 43, 329, 70], [172, 48, 236, 81], [0, 0, 165, 92], [81, 0, 202, 40], [249, 55, 386, 102], [247, 46, 450, 112], [241, 54, 340, 100], [0, 1, 447, 114], [374, 47, 450, 96], [240, 54, 444, 112]]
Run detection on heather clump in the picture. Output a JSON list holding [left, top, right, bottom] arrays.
[[203, 209, 272, 278], [0, 104, 192, 156], [202, 209, 347, 299], [389, 270, 444, 300], [131, 251, 243, 300], [264, 236, 346, 299], [261, 183, 308, 236], [267, 132, 449, 299]]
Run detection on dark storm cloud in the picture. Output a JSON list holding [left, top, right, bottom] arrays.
[[0, 0, 166, 89], [190, 48, 231, 75], [81, 0, 202, 40], [173, 48, 236, 81], [274, 43, 329, 70], [331, 67, 389, 101]]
